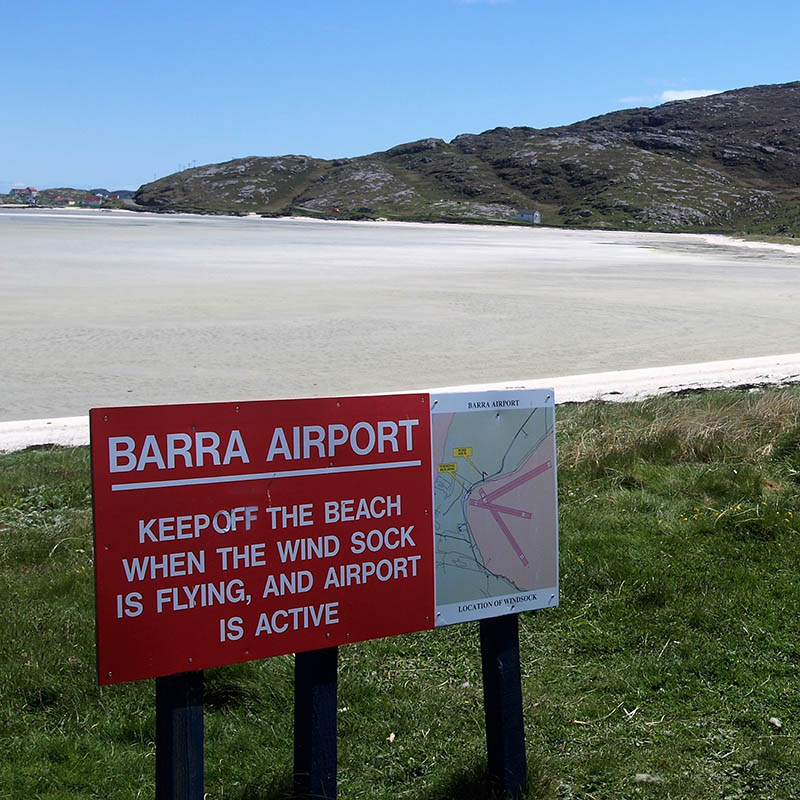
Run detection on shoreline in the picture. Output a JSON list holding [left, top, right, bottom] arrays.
[[3, 352, 799, 453], [2, 205, 799, 252]]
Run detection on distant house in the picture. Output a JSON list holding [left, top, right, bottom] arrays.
[[10, 186, 38, 199], [82, 195, 103, 207], [516, 209, 541, 224]]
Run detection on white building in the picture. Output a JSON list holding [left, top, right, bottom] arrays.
[[516, 209, 541, 224]]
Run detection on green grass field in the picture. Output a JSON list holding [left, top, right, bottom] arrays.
[[2, 387, 799, 799]]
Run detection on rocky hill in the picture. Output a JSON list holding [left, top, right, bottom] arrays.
[[1, 187, 136, 205], [134, 81, 800, 234]]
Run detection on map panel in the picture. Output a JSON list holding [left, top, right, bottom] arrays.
[[431, 390, 558, 625]]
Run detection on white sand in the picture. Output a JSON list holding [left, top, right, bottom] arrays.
[[3, 209, 800, 432], [3, 352, 799, 452]]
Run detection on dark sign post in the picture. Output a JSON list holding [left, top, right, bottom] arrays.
[[90, 388, 558, 799], [480, 615, 526, 798], [155, 671, 204, 800], [294, 647, 339, 799]]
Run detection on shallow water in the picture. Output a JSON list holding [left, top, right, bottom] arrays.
[[3, 209, 800, 420]]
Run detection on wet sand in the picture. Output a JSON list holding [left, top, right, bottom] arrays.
[[3, 209, 800, 422]]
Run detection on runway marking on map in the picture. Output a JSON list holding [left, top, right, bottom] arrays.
[[467, 460, 554, 567]]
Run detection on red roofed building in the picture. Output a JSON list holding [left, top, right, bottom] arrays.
[[10, 186, 38, 199]]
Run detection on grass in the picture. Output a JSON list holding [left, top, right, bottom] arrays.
[[2, 387, 800, 798]]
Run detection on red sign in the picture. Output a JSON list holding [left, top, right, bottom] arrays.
[[91, 394, 434, 685]]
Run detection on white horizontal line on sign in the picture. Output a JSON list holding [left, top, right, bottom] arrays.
[[111, 459, 423, 492]]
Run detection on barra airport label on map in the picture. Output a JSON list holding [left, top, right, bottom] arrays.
[[90, 389, 558, 684], [431, 390, 559, 625]]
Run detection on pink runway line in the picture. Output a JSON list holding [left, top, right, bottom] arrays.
[[478, 460, 553, 505], [468, 499, 531, 519], [478, 489, 529, 566]]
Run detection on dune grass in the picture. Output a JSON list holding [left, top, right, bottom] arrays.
[[2, 387, 800, 799]]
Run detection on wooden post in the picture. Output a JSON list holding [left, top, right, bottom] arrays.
[[294, 646, 339, 799], [155, 670, 204, 800], [480, 614, 527, 799]]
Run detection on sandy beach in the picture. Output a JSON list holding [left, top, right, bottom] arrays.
[[3, 353, 800, 453], [3, 208, 800, 431]]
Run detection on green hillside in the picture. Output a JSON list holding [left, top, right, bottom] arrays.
[[134, 81, 800, 236]]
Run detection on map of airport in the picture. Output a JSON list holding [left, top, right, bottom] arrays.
[[431, 390, 558, 624]]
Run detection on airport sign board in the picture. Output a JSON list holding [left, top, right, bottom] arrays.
[[91, 389, 557, 685], [91, 393, 435, 684]]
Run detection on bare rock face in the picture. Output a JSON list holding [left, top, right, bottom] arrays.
[[134, 82, 800, 234]]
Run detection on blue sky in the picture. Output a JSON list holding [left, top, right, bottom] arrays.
[[2, 0, 798, 193]]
